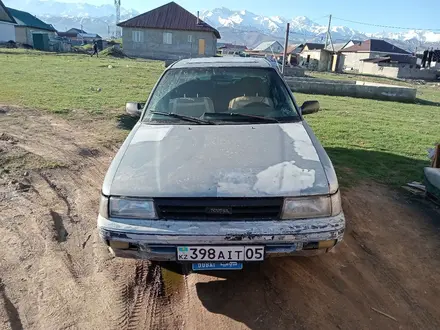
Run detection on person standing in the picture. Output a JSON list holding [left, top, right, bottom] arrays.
[[91, 40, 99, 57], [421, 49, 428, 68]]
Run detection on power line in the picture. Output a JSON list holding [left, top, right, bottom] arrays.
[[332, 16, 440, 31], [308, 15, 330, 22]]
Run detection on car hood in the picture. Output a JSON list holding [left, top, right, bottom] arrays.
[[105, 122, 330, 198]]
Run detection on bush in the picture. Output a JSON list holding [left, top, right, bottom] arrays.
[[100, 46, 127, 58]]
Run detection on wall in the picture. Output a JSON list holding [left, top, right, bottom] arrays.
[[360, 61, 399, 77], [283, 67, 305, 77], [360, 61, 438, 80], [339, 52, 371, 71], [122, 27, 217, 60], [14, 26, 27, 44], [299, 50, 331, 71], [319, 50, 332, 71], [0, 21, 15, 42], [286, 78, 416, 102]]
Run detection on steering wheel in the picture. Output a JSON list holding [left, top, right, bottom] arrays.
[[242, 102, 271, 108]]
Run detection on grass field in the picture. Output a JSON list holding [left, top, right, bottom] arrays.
[[0, 49, 438, 186]]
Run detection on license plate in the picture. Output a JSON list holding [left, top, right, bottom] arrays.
[[177, 246, 264, 262], [192, 262, 243, 271]]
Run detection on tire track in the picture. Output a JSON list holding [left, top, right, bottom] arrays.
[[39, 172, 73, 223], [114, 261, 182, 330]]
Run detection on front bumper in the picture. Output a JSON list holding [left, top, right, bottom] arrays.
[[97, 213, 345, 261]]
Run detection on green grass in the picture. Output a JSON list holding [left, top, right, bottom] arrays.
[[295, 92, 439, 185], [0, 49, 439, 186], [0, 48, 164, 113]]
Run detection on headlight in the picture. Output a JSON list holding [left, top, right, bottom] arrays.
[[281, 191, 342, 219], [99, 194, 109, 218], [109, 197, 157, 219]]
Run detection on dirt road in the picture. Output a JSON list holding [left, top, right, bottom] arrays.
[[1, 106, 439, 330]]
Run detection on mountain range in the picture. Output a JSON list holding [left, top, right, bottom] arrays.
[[3, 0, 440, 51]]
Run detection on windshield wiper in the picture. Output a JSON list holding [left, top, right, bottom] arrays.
[[149, 111, 216, 125], [204, 112, 280, 123]]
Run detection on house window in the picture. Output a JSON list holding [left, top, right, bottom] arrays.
[[188, 35, 193, 43], [163, 32, 172, 44], [132, 30, 143, 43]]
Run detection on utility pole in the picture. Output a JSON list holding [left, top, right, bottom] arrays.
[[282, 22, 290, 74], [324, 14, 334, 51], [115, 0, 121, 38]]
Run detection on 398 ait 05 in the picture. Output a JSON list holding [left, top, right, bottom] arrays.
[[177, 246, 265, 261]]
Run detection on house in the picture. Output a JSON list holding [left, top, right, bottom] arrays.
[[58, 28, 102, 47], [302, 43, 325, 51], [253, 41, 284, 53], [0, 0, 16, 42], [359, 54, 437, 80], [299, 43, 331, 71], [6, 7, 56, 47], [339, 39, 410, 71], [286, 44, 304, 54], [117, 2, 220, 60], [285, 44, 305, 65], [217, 42, 247, 55], [66, 28, 86, 35]]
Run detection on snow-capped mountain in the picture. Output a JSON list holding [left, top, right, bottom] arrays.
[[200, 7, 440, 50], [3, 0, 138, 37], [3, 0, 138, 18]]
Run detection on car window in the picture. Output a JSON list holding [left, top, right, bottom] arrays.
[[143, 67, 299, 124]]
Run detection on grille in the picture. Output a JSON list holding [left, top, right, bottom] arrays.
[[154, 198, 283, 220]]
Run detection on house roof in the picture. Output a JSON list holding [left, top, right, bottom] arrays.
[[78, 33, 102, 39], [286, 44, 303, 54], [342, 39, 409, 54], [361, 54, 415, 64], [253, 41, 284, 52], [217, 42, 247, 50], [7, 7, 56, 31], [0, 0, 16, 23], [118, 2, 220, 38], [66, 28, 87, 34], [304, 43, 325, 50], [325, 43, 348, 52], [57, 32, 77, 38]]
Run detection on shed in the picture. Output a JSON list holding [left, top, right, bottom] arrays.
[[6, 7, 56, 47]]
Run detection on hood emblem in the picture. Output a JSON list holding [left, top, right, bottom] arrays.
[[205, 207, 233, 215]]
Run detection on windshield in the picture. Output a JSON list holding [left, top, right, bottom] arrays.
[[143, 67, 300, 125]]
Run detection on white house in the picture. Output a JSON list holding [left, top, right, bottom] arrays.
[[0, 0, 16, 42], [339, 39, 410, 71], [253, 41, 284, 53]]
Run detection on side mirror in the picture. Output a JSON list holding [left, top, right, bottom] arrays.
[[125, 102, 144, 117], [301, 100, 320, 115]]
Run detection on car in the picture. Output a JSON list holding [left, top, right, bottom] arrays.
[[97, 57, 345, 271]]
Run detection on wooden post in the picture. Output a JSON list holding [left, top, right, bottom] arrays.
[[282, 23, 290, 75]]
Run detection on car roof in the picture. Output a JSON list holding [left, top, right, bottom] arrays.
[[170, 57, 276, 69]]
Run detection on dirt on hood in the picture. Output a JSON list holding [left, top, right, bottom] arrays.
[[0, 106, 439, 330]]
